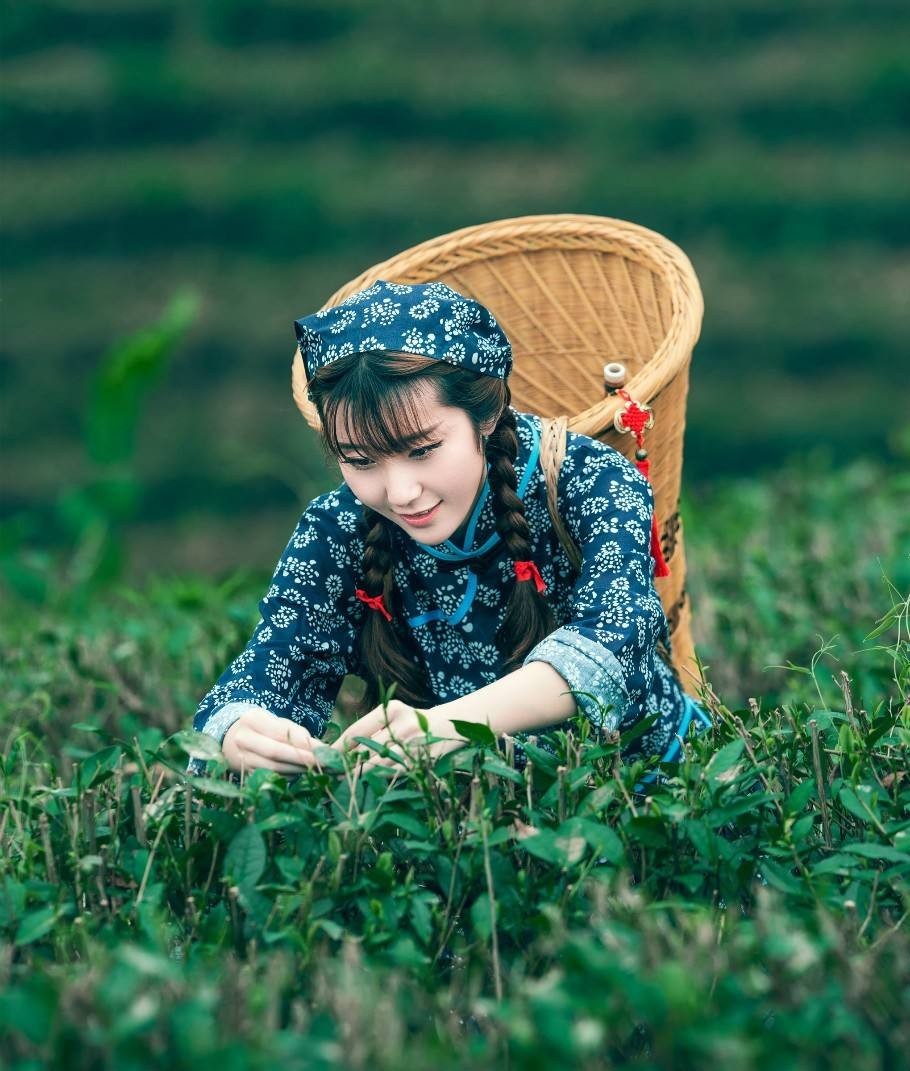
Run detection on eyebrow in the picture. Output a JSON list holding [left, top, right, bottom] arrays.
[[336, 421, 444, 452]]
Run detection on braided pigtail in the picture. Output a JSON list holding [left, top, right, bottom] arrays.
[[357, 507, 433, 709], [486, 408, 554, 671]]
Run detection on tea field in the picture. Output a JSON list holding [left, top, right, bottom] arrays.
[[1, 455, 908, 1069]]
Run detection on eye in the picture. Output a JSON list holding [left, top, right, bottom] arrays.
[[410, 441, 442, 460], [340, 455, 374, 469]]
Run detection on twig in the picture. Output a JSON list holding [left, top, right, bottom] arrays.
[[39, 812, 58, 884], [480, 816, 503, 1002], [810, 720, 832, 848], [136, 814, 171, 904]]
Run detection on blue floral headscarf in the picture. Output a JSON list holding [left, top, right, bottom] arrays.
[[294, 279, 513, 381]]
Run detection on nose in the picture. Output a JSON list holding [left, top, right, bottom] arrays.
[[384, 461, 423, 509]]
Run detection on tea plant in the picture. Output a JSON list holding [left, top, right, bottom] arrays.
[[1, 456, 907, 1069]]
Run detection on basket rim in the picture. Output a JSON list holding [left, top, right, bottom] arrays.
[[292, 212, 704, 438]]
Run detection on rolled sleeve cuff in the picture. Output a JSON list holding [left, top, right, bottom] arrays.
[[522, 628, 629, 731]]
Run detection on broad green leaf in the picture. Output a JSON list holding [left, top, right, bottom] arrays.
[[224, 825, 267, 888], [171, 730, 222, 761], [579, 784, 616, 816], [784, 779, 816, 816], [480, 757, 525, 784], [706, 740, 745, 785], [409, 896, 433, 946], [840, 843, 910, 863], [839, 785, 878, 825], [236, 882, 272, 927], [255, 814, 305, 833], [759, 859, 804, 895], [790, 813, 817, 843], [520, 741, 560, 775], [522, 828, 587, 867], [566, 818, 624, 864], [314, 919, 344, 940], [470, 892, 498, 941], [77, 745, 123, 789], [14, 906, 57, 947], [450, 719, 497, 747], [186, 775, 244, 799], [372, 809, 429, 840], [812, 854, 861, 876]]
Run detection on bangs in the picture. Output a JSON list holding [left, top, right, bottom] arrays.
[[319, 358, 441, 459]]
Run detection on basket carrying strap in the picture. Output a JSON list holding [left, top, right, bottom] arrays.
[[538, 416, 584, 574], [538, 415, 681, 673], [538, 414, 670, 580]]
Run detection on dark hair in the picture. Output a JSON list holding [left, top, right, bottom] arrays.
[[307, 350, 554, 709]]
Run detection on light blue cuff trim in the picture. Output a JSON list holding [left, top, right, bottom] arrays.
[[201, 701, 268, 745], [522, 628, 629, 731], [185, 702, 277, 775]]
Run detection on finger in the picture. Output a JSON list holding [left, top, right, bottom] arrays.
[[334, 713, 386, 750], [237, 755, 314, 776], [242, 734, 319, 769], [361, 743, 412, 773], [259, 717, 315, 750]]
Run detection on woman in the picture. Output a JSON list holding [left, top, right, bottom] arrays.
[[186, 279, 708, 779]]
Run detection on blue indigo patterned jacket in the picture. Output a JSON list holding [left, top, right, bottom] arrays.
[[187, 409, 693, 776]]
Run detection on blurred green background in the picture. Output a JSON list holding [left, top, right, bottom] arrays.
[[2, 0, 908, 583]]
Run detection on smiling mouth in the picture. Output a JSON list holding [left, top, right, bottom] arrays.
[[397, 502, 441, 520]]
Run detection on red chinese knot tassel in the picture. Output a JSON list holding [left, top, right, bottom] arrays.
[[355, 588, 393, 622], [613, 390, 671, 579], [514, 560, 547, 594]]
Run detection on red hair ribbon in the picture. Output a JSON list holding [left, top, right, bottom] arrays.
[[514, 560, 546, 594], [355, 588, 393, 622], [613, 389, 671, 579]]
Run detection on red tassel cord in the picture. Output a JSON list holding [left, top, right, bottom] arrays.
[[355, 588, 393, 622], [514, 560, 547, 594], [613, 390, 671, 578]]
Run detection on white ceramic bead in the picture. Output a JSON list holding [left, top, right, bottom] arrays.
[[603, 362, 627, 387]]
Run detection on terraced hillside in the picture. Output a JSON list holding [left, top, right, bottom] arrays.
[[2, 0, 908, 577]]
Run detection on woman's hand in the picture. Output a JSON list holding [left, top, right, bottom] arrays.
[[331, 699, 474, 774], [221, 708, 321, 776]]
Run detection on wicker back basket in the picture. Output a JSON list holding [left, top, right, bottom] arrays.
[[291, 213, 703, 694]]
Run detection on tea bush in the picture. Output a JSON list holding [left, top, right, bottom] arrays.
[[0, 460, 908, 1069]]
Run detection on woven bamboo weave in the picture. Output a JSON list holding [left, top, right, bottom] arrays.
[[291, 213, 704, 694]]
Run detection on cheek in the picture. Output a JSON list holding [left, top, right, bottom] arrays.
[[339, 468, 375, 502], [446, 449, 485, 499]]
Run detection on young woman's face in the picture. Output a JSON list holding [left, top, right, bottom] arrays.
[[333, 385, 494, 545]]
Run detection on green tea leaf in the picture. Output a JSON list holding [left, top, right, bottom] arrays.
[[372, 809, 429, 840], [838, 786, 877, 825], [706, 740, 745, 785], [172, 730, 222, 761], [450, 719, 496, 747], [224, 825, 267, 888], [520, 741, 559, 775], [840, 843, 910, 863], [76, 745, 123, 789], [470, 892, 498, 941], [14, 906, 57, 947], [759, 859, 803, 895]]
